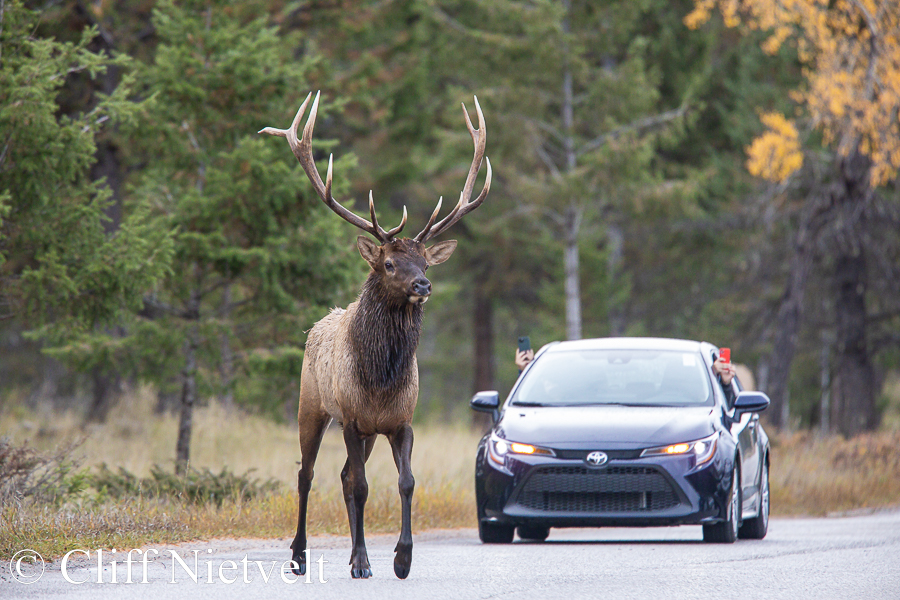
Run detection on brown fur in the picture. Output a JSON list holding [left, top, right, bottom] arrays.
[[299, 272, 423, 434], [289, 236, 456, 580], [263, 91, 488, 581]]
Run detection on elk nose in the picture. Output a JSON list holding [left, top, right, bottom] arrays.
[[411, 277, 432, 297]]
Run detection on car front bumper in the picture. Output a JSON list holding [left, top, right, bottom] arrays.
[[475, 444, 734, 528]]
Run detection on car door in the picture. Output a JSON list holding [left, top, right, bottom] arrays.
[[730, 375, 761, 515], [705, 346, 761, 516]]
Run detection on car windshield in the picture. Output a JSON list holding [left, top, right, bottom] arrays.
[[513, 349, 713, 407]]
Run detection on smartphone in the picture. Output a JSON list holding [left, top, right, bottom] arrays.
[[719, 348, 731, 363], [518, 336, 531, 352]]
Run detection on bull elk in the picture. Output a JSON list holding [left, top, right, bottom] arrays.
[[259, 91, 490, 579]]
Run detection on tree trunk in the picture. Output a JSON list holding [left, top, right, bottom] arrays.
[[819, 328, 832, 434], [87, 28, 126, 420], [92, 134, 124, 234], [606, 222, 626, 336], [74, 1, 124, 233], [471, 285, 495, 429], [763, 215, 814, 428], [831, 251, 877, 435], [828, 150, 878, 435], [219, 285, 234, 409], [560, 2, 581, 341], [564, 207, 582, 341], [87, 368, 120, 423], [176, 317, 200, 475]]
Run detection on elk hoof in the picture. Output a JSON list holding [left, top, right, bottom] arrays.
[[393, 560, 410, 580], [351, 566, 373, 579], [394, 542, 412, 579], [290, 558, 306, 576]]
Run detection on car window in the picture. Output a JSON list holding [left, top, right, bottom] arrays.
[[513, 349, 713, 407]]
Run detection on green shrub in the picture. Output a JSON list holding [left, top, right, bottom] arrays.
[[90, 464, 282, 506]]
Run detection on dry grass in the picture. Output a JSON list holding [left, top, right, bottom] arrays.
[[769, 429, 900, 516], [0, 387, 479, 492], [0, 387, 480, 559], [1, 482, 476, 560], [2, 388, 900, 559]]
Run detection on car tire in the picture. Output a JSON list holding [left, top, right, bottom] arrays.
[[479, 520, 514, 544], [517, 525, 550, 542], [703, 464, 741, 544], [739, 459, 769, 540]]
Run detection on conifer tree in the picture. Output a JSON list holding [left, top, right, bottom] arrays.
[[127, 0, 359, 471], [0, 1, 172, 351]]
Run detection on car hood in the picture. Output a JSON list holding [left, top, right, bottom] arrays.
[[495, 405, 717, 450]]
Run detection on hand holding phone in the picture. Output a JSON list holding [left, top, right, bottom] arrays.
[[518, 336, 531, 352], [516, 336, 533, 371]]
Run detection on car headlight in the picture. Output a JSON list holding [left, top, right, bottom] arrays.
[[640, 432, 719, 465], [488, 433, 554, 464]]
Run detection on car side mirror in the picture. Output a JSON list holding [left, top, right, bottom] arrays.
[[734, 390, 770, 419], [470, 390, 500, 423]]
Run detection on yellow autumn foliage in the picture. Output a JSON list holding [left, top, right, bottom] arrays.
[[746, 113, 804, 182], [687, 0, 900, 187]]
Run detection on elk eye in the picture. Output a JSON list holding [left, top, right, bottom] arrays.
[[384, 261, 394, 272]]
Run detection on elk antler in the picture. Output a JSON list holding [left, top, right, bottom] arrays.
[[259, 92, 407, 244], [414, 97, 492, 243]]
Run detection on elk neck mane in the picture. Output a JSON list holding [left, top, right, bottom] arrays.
[[349, 271, 424, 397]]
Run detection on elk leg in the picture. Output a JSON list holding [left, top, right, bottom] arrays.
[[290, 409, 330, 576], [340, 434, 376, 570], [389, 423, 415, 579], [341, 421, 373, 579]]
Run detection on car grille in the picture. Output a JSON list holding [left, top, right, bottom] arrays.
[[554, 449, 644, 460], [517, 465, 680, 513]]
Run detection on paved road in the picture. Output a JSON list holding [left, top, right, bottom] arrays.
[[5, 510, 899, 599]]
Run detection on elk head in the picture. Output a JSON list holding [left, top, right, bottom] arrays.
[[259, 91, 491, 306], [356, 237, 455, 306]]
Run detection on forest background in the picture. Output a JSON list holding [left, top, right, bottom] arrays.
[[2, 0, 900, 474]]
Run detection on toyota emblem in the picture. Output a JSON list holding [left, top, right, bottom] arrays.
[[586, 451, 608, 467]]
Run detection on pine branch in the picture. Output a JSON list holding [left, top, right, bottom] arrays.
[[535, 143, 562, 180], [576, 104, 688, 157], [428, 4, 527, 48]]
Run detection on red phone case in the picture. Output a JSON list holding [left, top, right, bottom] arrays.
[[720, 348, 731, 363]]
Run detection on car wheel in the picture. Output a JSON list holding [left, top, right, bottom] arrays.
[[739, 460, 769, 540], [479, 520, 514, 544], [517, 525, 550, 542], [703, 464, 741, 543]]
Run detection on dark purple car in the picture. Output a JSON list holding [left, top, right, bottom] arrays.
[[471, 337, 770, 544]]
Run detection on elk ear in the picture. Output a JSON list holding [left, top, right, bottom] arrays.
[[357, 236, 382, 269], [424, 240, 457, 266]]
